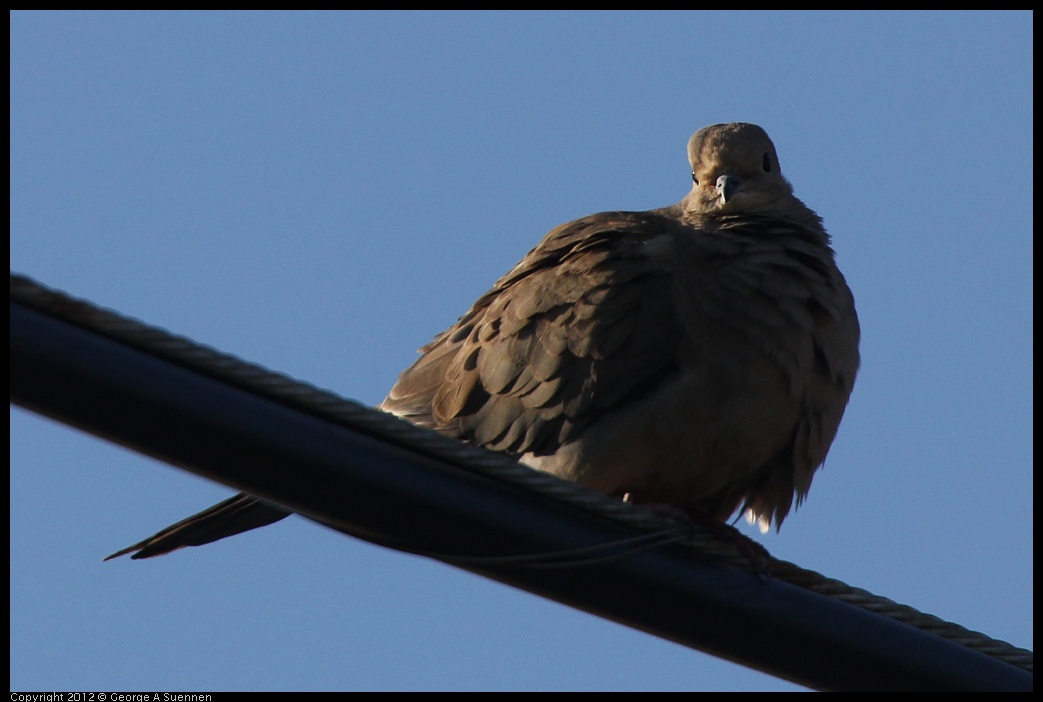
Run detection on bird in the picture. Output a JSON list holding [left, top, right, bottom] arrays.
[[106, 122, 860, 560]]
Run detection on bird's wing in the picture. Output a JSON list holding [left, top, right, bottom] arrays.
[[380, 210, 689, 456]]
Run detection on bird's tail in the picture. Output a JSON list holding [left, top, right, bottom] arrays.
[[105, 493, 291, 560]]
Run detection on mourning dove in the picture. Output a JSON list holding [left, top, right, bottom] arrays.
[[107, 122, 859, 560]]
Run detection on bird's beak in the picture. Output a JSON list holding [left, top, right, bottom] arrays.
[[716, 174, 740, 204]]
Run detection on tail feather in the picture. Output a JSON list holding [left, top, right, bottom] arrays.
[[105, 493, 291, 560]]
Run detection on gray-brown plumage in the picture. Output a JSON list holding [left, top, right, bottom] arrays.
[[107, 122, 859, 559]]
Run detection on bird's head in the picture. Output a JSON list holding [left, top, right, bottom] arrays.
[[684, 123, 803, 220]]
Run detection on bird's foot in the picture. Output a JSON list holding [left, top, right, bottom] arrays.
[[621, 494, 772, 578]]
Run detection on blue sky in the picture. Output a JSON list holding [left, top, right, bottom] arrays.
[[10, 11, 1032, 692]]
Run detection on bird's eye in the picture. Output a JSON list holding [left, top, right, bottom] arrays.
[[762, 152, 772, 173], [691, 171, 699, 184]]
